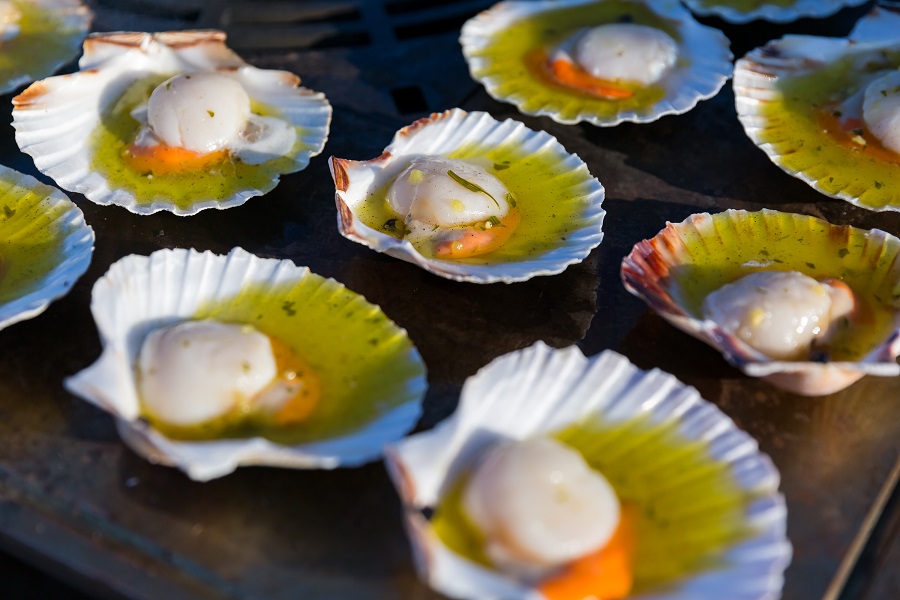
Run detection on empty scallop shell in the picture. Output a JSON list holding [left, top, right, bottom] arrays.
[[385, 342, 790, 600], [621, 209, 900, 396], [681, 0, 867, 24], [329, 108, 606, 283], [12, 30, 332, 216], [0, 163, 93, 331], [459, 0, 732, 126], [734, 28, 900, 211], [0, 0, 91, 94], [65, 247, 427, 481]]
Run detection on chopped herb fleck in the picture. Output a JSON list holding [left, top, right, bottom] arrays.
[[2, 205, 14, 218], [488, 216, 501, 226], [493, 163, 510, 171], [282, 300, 297, 317], [207, 110, 215, 118], [875, 180, 883, 189], [760, 249, 769, 256], [837, 248, 849, 258], [447, 169, 499, 207], [165, 81, 172, 91], [382, 218, 397, 231], [506, 192, 517, 208], [805, 262, 816, 270]]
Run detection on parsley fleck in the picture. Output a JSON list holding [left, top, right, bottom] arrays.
[[506, 192, 517, 208], [837, 248, 849, 258], [2, 205, 14, 218], [806, 262, 816, 269], [207, 110, 215, 118], [282, 300, 297, 317], [447, 170, 499, 207], [875, 180, 883, 189], [382, 218, 397, 231], [488, 216, 501, 226]]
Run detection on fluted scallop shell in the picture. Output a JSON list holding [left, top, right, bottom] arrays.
[[460, 0, 732, 126], [12, 30, 332, 216], [385, 342, 790, 600], [734, 27, 900, 212], [0, 0, 90, 94], [0, 163, 93, 331], [64, 247, 427, 481], [681, 0, 867, 24], [621, 209, 900, 396], [329, 108, 605, 283], [849, 5, 900, 43]]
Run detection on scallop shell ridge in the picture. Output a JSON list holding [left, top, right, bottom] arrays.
[[681, 0, 868, 24]]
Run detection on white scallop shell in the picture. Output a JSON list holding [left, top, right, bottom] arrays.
[[0, 0, 91, 94], [386, 342, 790, 600], [621, 209, 900, 396], [681, 0, 868, 24], [12, 31, 332, 216], [850, 5, 900, 43], [0, 163, 93, 331], [64, 247, 427, 481], [734, 28, 900, 212], [460, 0, 732, 126], [329, 108, 606, 283]]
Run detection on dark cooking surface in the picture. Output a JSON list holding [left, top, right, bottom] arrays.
[[1, 1, 899, 599]]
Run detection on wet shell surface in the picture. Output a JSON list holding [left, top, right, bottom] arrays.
[[13, 30, 332, 216], [65, 247, 427, 481], [460, 0, 732, 126], [0, 163, 93, 331], [0, 0, 90, 94], [681, 0, 868, 24], [734, 23, 900, 212], [385, 342, 790, 600], [621, 209, 900, 396], [329, 108, 606, 283]]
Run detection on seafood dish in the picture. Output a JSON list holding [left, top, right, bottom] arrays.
[[0, 163, 93, 332], [622, 209, 900, 395], [330, 108, 606, 283], [12, 30, 332, 215], [734, 14, 900, 211], [0, 0, 90, 94], [386, 342, 790, 599], [65, 247, 427, 481], [460, 0, 732, 126]]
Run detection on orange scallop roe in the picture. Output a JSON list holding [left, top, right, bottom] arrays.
[[817, 106, 900, 165], [266, 336, 321, 425], [433, 208, 521, 259], [549, 58, 636, 100], [537, 503, 637, 600], [122, 142, 230, 176]]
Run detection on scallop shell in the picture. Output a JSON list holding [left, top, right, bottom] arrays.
[[734, 31, 900, 211], [0, 163, 93, 331], [681, 0, 867, 24], [621, 209, 900, 396], [849, 5, 900, 43], [0, 0, 91, 94], [329, 108, 606, 283], [459, 0, 732, 126], [385, 342, 790, 600], [12, 30, 332, 216], [64, 247, 427, 481]]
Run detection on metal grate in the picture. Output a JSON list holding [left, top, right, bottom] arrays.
[[88, 0, 496, 118]]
